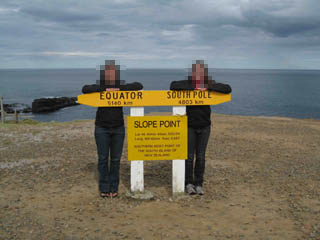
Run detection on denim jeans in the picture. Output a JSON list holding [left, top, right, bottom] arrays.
[[185, 126, 211, 187], [94, 125, 125, 193]]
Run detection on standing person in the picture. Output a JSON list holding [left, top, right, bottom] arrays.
[[170, 60, 232, 195], [82, 60, 143, 198]]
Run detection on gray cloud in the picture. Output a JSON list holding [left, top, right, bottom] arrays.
[[96, 33, 111, 37], [20, 7, 102, 23], [0, 0, 320, 69], [239, 7, 320, 37]]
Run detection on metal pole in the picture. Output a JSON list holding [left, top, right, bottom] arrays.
[[0, 96, 4, 124]]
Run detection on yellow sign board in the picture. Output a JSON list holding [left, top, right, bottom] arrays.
[[78, 90, 231, 107], [127, 116, 187, 161]]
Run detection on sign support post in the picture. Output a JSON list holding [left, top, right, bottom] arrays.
[[130, 107, 144, 192], [172, 106, 186, 194]]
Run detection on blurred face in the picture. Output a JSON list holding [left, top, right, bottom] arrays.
[[105, 64, 116, 85], [192, 63, 205, 81], [192, 63, 207, 88]]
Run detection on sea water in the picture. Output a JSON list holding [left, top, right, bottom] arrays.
[[0, 68, 319, 122]]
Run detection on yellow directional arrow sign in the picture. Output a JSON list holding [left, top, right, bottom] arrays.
[[77, 90, 231, 107]]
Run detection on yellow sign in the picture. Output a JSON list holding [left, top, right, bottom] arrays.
[[127, 116, 187, 161], [78, 90, 231, 107]]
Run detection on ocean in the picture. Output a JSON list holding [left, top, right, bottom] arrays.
[[0, 68, 319, 122]]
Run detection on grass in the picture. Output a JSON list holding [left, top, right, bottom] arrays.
[[0, 119, 40, 125], [2, 139, 13, 146]]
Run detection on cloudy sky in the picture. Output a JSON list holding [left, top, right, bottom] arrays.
[[1, 0, 320, 69]]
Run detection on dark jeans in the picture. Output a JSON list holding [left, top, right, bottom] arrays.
[[94, 125, 125, 193], [185, 126, 211, 187]]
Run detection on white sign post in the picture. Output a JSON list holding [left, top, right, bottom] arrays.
[[129, 106, 186, 195], [172, 106, 186, 194], [130, 107, 144, 192]]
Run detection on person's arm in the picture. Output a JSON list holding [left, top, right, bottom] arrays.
[[82, 82, 143, 93], [120, 82, 143, 91], [82, 84, 103, 94], [170, 80, 193, 90], [208, 81, 232, 94]]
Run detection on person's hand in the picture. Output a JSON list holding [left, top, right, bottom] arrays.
[[195, 88, 207, 91], [106, 88, 120, 91]]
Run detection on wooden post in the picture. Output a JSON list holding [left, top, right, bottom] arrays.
[[15, 109, 18, 123], [130, 107, 144, 192], [172, 106, 186, 194], [0, 96, 4, 124]]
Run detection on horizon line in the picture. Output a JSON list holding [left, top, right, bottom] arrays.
[[1, 67, 320, 71]]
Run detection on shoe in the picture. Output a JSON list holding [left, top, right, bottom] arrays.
[[186, 184, 196, 195], [195, 186, 204, 195], [100, 192, 110, 198], [111, 192, 118, 198]]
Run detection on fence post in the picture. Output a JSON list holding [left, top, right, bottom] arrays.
[[130, 107, 145, 192], [15, 109, 18, 123], [172, 106, 186, 194], [0, 96, 4, 124]]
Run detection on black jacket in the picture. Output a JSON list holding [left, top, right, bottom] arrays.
[[170, 80, 232, 129], [82, 82, 143, 128]]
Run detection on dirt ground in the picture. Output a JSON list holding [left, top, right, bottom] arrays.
[[0, 114, 320, 240]]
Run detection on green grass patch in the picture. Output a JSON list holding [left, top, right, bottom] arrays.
[[20, 119, 41, 124], [0, 119, 40, 125], [1, 139, 13, 146]]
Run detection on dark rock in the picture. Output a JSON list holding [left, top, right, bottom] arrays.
[[1, 103, 32, 116], [32, 97, 79, 113], [22, 107, 32, 113]]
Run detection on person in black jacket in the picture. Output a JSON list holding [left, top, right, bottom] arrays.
[[170, 60, 231, 195], [82, 60, 143, 198]]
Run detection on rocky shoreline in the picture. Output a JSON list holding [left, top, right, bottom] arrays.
[[0, 114, 319, 239], [31, 97, 78, 113], [1, 103, 32, 115], [1, 97, 78, 116]]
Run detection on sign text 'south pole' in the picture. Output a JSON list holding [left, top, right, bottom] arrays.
[[172, 106, 186, 194], [130, 107, 144, 192]]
